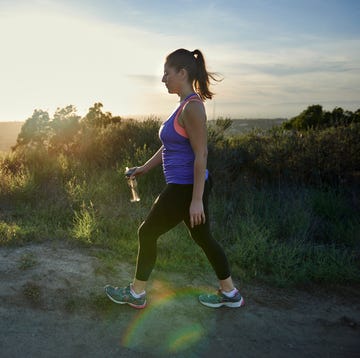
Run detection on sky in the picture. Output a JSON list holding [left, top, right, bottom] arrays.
[[0, 0, 359, 121]]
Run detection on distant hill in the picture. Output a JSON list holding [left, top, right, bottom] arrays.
[[208, 118, 287, 136], [0, 122, 23, 152]]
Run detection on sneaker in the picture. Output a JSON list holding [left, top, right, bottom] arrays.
[[104, 284, 146, 309], [199, 289, 244, 308]]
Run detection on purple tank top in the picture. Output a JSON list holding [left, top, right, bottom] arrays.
[[159, 93, 209, 184]]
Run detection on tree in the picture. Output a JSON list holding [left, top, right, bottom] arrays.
[[294, 104, 323, 130], [14, 109, 51, 148], [82, 102, 120, 127], [49, 105, 81, 154], [283, 105, 360, 131]]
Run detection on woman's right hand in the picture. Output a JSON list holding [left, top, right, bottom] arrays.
[[126, 166, 147, 179]]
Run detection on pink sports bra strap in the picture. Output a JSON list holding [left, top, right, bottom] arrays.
[[174, 97, 204, 138]]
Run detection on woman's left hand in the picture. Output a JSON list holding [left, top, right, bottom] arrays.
[[189, 199, 206, 228]]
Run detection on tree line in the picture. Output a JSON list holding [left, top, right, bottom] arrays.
[[4, 102, 359, 191]]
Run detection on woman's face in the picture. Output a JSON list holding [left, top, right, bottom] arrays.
[[162, 63, 182, 94]]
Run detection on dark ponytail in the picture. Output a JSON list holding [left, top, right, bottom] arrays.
[[166, 48, 221, 100]]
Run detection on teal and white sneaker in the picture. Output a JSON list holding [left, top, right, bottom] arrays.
[[104, 284, 146, 309], [199, 289, 244, 308]]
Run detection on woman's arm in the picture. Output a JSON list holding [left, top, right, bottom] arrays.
[[131, 145, 164, 177], [182, 101, 208, 228]]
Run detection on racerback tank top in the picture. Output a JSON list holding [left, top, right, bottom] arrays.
[[159, 93, 209, 184]]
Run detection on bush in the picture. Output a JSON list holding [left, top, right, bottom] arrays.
[[282, 105, 360, 130], [209, 123, 360, 189]]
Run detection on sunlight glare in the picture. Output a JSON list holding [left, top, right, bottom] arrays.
[[0, 6, 164, 120]]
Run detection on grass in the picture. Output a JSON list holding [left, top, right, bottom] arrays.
[[18, 252, 38, 270], [155, 224, 212, 277], [22, 281, 42, 304], [210, 185, 360, 286], [0, 150, 359, 288]]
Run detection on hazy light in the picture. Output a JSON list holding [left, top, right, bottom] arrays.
[[0, 6, 168, 120], [0, 2, 359, 121]]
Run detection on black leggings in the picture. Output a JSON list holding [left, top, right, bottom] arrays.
[[135, 179, 231, 281]]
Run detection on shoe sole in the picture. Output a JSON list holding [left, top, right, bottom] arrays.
[[104, 286, 146, 309], [199, 296, 245, 308]]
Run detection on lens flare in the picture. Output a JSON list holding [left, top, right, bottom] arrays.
[[167, 323, 204, 353], [121, 282, 211, 354]]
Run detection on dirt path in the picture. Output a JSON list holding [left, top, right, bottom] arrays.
[[0, 241, 359, 357]]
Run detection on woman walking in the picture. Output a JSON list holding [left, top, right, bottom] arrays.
[[105, 48, 244, 309]]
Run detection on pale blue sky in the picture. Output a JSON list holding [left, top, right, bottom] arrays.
[[0, 0, 359, 121]]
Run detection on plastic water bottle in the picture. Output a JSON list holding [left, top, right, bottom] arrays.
[[125, 167, 140, 202]]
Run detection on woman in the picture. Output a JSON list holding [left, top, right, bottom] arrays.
[[105, 48, 244, 309]]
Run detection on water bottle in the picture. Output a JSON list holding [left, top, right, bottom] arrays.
[[125, 167, 140, 202]]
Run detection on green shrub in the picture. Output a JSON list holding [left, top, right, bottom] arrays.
[[209, 123, 360, 189]]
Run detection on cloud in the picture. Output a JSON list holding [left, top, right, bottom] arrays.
[[240, 61, 357, 77], [205, 35, 360, 117], [127, 75, 160, 85]]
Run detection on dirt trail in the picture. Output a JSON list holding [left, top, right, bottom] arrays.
[[0, 240, 359, 357]]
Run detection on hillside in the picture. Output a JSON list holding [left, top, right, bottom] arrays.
[[0, 122, 23, 152]]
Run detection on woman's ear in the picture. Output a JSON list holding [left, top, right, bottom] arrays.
[[179, 68, 188, 80]]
